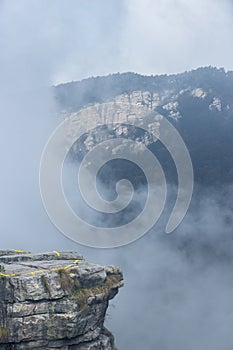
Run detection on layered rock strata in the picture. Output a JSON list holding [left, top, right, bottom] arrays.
[[0, 250, 123, 349]]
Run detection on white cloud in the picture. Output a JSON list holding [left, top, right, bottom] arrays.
[[1, 0, 232, 83], [122, 0, 233, 75]]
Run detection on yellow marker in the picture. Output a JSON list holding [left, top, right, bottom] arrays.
[[13, 250, 26, 253], [53, 251, 61, 257], [74, 260, 79, 264]]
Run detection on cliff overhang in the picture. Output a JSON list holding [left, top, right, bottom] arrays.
[[0, 250, 123, 349]]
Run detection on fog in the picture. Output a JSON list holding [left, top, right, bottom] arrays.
[[1, 1, 233, 349], [61, 176, 233, 349], [122, 0, 233, 75], [104, 186, 233, 350]]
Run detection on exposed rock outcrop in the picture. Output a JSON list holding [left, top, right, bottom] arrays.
[[0, 250, 123, 349], [54, 68, 233, 186], [67, 96, 163, 160]]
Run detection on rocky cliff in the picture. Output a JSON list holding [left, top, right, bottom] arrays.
[[0, 250, 123, 349], [55, 67, 233, 186]]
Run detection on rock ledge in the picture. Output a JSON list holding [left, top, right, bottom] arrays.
[[0, 250, 123, 349]]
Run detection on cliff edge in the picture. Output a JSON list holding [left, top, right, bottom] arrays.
[[0, 250, 123, 349]]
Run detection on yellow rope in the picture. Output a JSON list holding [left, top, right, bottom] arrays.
[[27, 270, 46, 275], [0, 273, 18, 277], [63, 264, 74, 270], [0, 258, 79, 277], [53, 251, 61, 257], [13, 250, 27, 253]]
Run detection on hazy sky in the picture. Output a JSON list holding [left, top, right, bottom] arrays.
[[1, 0, 233, 84]]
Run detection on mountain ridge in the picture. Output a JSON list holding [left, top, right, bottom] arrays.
[[54, 67, 233, 187]]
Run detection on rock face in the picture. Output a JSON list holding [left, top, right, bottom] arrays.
[[65, 97, 162, 162], [0, 250, 123, 349], [55, 68, 233, 186]]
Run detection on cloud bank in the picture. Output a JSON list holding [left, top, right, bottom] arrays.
[[2, 0, 232, 83], [122, 0, 233, 75]]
